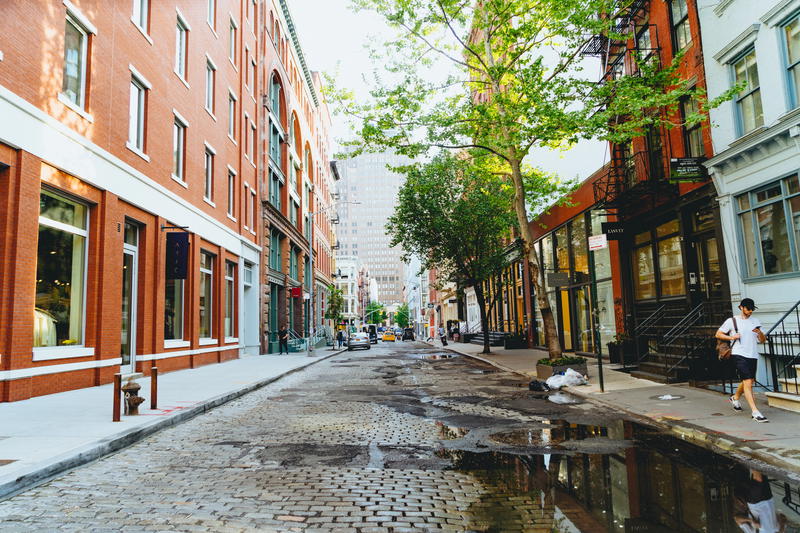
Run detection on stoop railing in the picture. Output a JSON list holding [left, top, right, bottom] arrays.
[[767, 300, 800, 395]]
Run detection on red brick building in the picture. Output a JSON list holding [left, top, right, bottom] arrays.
[[0, 0, 335, 401]]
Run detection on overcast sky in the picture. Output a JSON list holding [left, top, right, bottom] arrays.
[[289, 0, 608, 183]]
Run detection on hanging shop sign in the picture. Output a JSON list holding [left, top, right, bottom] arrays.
[[546, 272, 570, 287], [290, 287, 302, 298], [165, 232, 189, 280], [426, 303, 434, 309], [601, 222, 625, 240], [669, 157, 707, 182], [588, 234, 608, 251]]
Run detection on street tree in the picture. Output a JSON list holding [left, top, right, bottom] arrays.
[[331, 0, 732, 359], [324, 285, 345, 325], [387, 152, 522, 354], [364, 301, 387, 324], [395, 303, 410, 329]]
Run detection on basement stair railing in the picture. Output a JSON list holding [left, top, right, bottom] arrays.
[[767, 299, 800, 394]]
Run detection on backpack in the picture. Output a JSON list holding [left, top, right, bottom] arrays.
[[717, 317, 738, 361]]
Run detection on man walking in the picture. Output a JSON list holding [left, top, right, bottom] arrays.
[[278, 326, 289, 355], [716, 298, 768, 422], [336, 329, 344, 349]]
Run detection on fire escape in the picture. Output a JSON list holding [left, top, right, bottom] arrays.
[[581, 0, 678, 217]]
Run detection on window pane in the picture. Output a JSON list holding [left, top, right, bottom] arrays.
[[738, 194, 750, 211], [790, 196, 800, 263], [756, 184, 782, 203], [173, 122, 184, 179], [164, 279, 183, 340], [40, 190, 87, 229], [62, 18, 84, 106], [787, 174, 799, 194], [596, 280, 616, 348], [787, 19, 800, 64], [658, 236, 685, 296], [740, 212, 760, 277], [128, 82, 143, 148], [756, 203, 792, 274], [175, 25, 185, 76], [572, 217, 589, 279], [591, 211, 612, 280], [656, 219, 679, 237], [199, 254, 213, 337], [634, 230, 650, 246], [35, 223, 86, 346], [633, 246, 655, 299], [555, 226, 569, 272]]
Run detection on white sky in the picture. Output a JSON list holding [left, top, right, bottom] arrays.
[[288, 0, 608, 183]]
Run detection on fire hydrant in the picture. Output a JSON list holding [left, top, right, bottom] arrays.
[[121, 378, 145, 415]]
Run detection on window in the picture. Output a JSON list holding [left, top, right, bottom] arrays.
[[784, 17, 800, 108], [250, 188, 256, 231], [204, 147, 214, 202], [250, 57, 256, 95], [224, 261, 235, 338], [270, 74, 281, 116], [270, 230, 282, 271], [128, 75, 147, 152], [62, 16, 89, 109], [34, 189, 88, 347], [670, 0, 691, 52], [228, 93, 236, 139], [228, 18, 237, 64], [632, 220, 685, 300], [132, 0, 149, 32], [227, 169, 235, 217], [733, 50, 763, 135], [681, 96, 704, 157], [290, 248, 299, 280], [175, 17, 188, 79], [270, 122, 282, 166], [207, 0, 216, 30], [737, 175, 800, 277], [172, 116, 186, 182], [199, 251, 214, 338], [205, 60, 216, 113], [290, 200, 298, 227], [250, 121, 256, 162], [165, 271, 184, 341]]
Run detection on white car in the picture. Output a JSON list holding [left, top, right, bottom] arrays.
[[347, 332, 371, 351]]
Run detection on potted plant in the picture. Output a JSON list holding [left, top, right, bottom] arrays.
[[503, 332, 527, 349], [606, 333, 631, 364], [536, 355, 588, 379]]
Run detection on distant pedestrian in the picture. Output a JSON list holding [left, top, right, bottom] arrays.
[[278, 326, 289, 355], [438, 325, 448, 346], [716, 298, 768, 422], [336, 330, 344, 348]]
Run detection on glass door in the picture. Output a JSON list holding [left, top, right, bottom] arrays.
[[697, 236, 723, 302], [121, 223, 139, 373]]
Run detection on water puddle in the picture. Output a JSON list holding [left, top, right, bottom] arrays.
[[435, 421, 470, 440], [438, 419, 800, 532], [547, 391, 584, 405], [410, 353, 458, 360]]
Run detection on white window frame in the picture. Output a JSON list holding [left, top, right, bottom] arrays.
[[227, 165, 237, 220], [224, 261, 236, 339], [131, 0, 150, 41], [244, 112, 251, 160], [175, 15, 189, 81], [250, 187, 256, 235], [228, 90, 237, 141], [250, 56, 256, 97], [204, 142, 216, 204], [229, 16, 238, 65], [207, 0, 216, 31], [126, 65, 151, 158], [205, 56, 217, 115], [172, 110, 189, 185], [199, 251, 215, 342], [249, 120, 256, 167], [243, 182, 251, 230], [61, 15, 90, 112]]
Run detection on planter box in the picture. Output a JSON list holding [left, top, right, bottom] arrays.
[[536, 362, 588, 380], [503, 336, 527, 349]]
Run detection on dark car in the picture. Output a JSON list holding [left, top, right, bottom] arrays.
[[401, 328, 415, 341]]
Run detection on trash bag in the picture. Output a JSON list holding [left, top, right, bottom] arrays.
[[528, 379, 550, 392], [545, 368, 588, 390]]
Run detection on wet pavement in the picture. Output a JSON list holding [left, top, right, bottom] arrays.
[[1, 341, 799, 532]]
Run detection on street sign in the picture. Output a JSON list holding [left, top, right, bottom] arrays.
[[546, 272, 569, 287], [669, 157, 707, 182], [588, 234, 608, 251], [601, 222, 625, 240], [426, 303, 434, 309]]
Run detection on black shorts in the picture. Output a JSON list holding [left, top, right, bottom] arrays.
[[733, 355, 758, 380]]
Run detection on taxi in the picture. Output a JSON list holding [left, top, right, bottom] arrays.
[[381, 331, 396, 342]]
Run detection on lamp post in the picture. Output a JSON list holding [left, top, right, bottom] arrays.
[[307, 201, 359, 356]]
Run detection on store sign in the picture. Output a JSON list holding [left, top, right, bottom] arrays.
[[290, 287, 302, 298], [547, 272, 570, 287], [669, 157, 707, 182], [165, 232, 189, 280], [588, 234, 608, 251], [601, 222, 625, 240]]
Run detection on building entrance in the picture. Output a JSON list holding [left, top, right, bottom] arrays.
[[120, 222, 139, 373]]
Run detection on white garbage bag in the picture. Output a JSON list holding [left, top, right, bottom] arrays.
[[545, 367, 588, 390]]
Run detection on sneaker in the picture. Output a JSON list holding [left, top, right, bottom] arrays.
[[729, 395, 742, 411], [752, 412, 769, 423]]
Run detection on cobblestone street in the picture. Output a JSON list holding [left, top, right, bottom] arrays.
[[2, 342, 798, 532], [0, 342, 616, 532]]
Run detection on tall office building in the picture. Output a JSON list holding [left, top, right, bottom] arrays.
[[335, 152, 408, 307]]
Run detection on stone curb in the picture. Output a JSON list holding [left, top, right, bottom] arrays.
[[432, 342, 800, 476], [0, 349, 345, 501]]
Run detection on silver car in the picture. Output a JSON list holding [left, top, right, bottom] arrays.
[[347, 332, 371, 351]]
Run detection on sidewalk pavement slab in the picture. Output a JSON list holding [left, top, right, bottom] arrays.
[[430, 339, 800, 477], [0, 350, 344, 500]]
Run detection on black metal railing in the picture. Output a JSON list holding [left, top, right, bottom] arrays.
[[767, 300, 800, 395], [593, 150, 672, 208]]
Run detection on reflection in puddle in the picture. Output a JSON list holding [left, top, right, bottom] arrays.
[[410, 353, 458, 360], [441, 420, 800, 532], [435, 421, 469, 440]]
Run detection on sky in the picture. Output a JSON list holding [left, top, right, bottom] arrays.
[[288, 0, 608, 183]]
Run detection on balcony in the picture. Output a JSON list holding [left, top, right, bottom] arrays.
[[593, 149, 677, 211]]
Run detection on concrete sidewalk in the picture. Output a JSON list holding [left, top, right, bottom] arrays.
[[0, 349, 344, 500], [431, 338, 800, 476]]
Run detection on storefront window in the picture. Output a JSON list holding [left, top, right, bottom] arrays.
[[199, 251, 214, 338], [541, 234, 554, 284], [596, 280, 616, 344], [658, 236, 685, 296], [633, 245, 655, 299], [225, 261, 235, 338], [164, 278, 184, 341], [555, 226, 569, 273], [756, 203, 791, 274], [35, 190, 88, 347], [574, 285, 593, 352], [591, 211, 612, 280], [571, 217, 589, 281]]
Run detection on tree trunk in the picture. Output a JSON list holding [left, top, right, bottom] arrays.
[[474, 284, 492, 355], [508, 156, 562, 360]]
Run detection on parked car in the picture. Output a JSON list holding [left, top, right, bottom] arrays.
[[401, 328, 415, 341], [347, 332, 371, 351], [382, 331, 396, 342]]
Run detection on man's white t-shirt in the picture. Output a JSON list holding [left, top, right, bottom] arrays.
[[719, 316, 763, 359]]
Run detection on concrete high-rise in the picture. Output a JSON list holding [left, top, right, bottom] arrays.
[[335, 152, 407, 307]]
